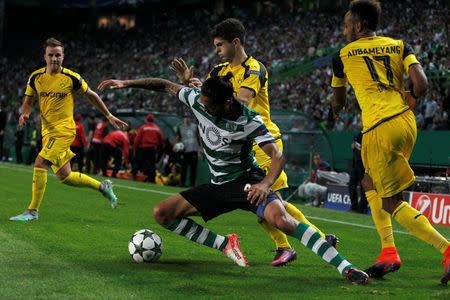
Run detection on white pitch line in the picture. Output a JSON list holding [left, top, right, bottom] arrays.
[[113, 184, 175, 196], [305, 216, 411, 235], [2, 163, 449, 238], [0, 163, 174, 196]]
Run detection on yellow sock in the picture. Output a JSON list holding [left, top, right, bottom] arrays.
[[28, 168, 48, 211], [366, 190, 395, 249], [393, 202, 450, 254], [285, 203, 325, 238], [61, 172, 100, 190], [258, 217, 292, 249]]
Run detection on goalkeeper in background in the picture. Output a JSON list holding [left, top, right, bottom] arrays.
[[10, 37, 127, 221]]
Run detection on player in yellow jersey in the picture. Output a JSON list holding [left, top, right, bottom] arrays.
[[331, 0, 450, 284], [10, 38, 128, 221], [171, 18, 337, 266]]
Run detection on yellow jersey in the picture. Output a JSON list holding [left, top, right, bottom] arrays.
[[331, 36, 420, 132], [25, 67, 89, 137], [206, 56, 281, 139]]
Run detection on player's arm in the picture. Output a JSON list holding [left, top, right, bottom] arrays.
[[236, 88, 255, 106], [98, 78, 183, 97], [332, 87, 347, 120], [402, 41, 428, 109], [405, 64, 428, 109], [331, 51, 348, 120], [84, 88, 128, 130], [237, 65, 264, 106], [247, 141, 285, 206], [18, 95, 35, 129], [170, 58, 203, 88]]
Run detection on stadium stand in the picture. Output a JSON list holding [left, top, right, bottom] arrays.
[[1, 1, 448, 133]]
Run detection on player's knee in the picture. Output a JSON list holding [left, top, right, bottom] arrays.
[[361, 174, 375, 191], [273, 214, 295, 235], [153, 204, 166, 226], [153, 202, 174, 227], [57, 173, 69, 182], [381, 196, 403, 214]]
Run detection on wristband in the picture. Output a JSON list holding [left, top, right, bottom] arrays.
[[106, 113, 113, 120]]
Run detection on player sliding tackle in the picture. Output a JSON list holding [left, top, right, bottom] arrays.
[[98, 74, 369, 284]]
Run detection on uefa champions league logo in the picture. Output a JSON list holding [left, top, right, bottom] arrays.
[[415, 194, 432, 219]]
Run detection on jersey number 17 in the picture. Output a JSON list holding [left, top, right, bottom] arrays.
[[363, 55, 394, 87]]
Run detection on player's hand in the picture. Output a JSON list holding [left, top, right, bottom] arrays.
[[170, 58, 194, 86], [97, 79, 128, 91], [245, 183, 271, 207], [188, 77, 203, 88], [404, 91, 417, 110], [18, 113, 29, 129], [108, 115, 128, 130]]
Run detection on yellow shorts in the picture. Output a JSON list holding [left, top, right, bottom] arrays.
[[39, 133, 76, 173], [361, 110, 417, 198], [253, 138, 289, 192]]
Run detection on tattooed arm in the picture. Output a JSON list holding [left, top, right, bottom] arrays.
[[98, 78, 183, 97]]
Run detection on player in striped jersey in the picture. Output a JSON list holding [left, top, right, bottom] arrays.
[[331, 0, 450, 283], [98, 74, 368, 284], [9, 38, 127, 222]]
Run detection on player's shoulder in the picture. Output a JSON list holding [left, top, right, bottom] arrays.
[[375, 36, 408, 48], [242, 104, 260, 120], [29, 67, 46, 77], [61, 67, 82, 79], [181, 86, 201, 95], [207, 62, 229, 79], [209, 62, 230, 76], [332, 47, 344, 60], [243, 56, 266, 71], [179, 86, 201, 101]]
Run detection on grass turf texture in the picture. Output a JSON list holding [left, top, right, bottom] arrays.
[[1, 163, 449, 299]]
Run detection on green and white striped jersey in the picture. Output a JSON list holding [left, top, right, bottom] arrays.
[[177, 87, 275, 185]]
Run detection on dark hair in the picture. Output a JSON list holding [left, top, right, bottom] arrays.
[[43, 37, 64, 52], [348, 0, 381, 31], [201, 72, 234, 105], [211, 18, 246, 45]]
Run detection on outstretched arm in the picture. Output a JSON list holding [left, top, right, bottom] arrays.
[[84, 88, 128, 130], [98, 78, 183, 97]]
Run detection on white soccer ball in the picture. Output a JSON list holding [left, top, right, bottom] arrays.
[[128, 229, 163, 263], [174, 142, 184, 152]]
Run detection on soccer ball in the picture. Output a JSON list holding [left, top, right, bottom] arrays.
[[174, 142, 184, 152], [128, 229, 163, 263]]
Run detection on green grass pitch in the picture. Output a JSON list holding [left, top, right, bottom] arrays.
[[1, 163, 449, 299]]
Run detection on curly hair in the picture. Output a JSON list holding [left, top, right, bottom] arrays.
[[349, 0, 381, 31]]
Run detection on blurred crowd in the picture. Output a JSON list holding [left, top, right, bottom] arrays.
[[1, 0, 448, 132]]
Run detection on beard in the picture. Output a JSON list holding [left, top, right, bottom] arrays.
[[223, 48, 235, 63], [349, 27, 358, 42]]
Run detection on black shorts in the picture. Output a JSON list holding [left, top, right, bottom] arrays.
[[180, 168, 279, 222]]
